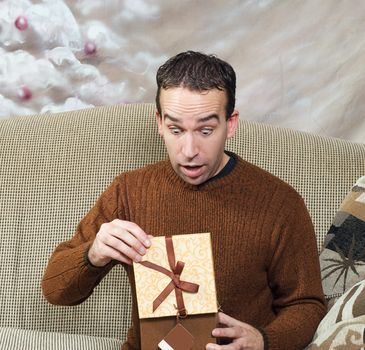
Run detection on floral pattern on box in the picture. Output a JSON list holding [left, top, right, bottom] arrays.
[[133, 233, 218, 319]]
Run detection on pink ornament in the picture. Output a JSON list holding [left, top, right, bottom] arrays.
[[84, 42, 97, 55], [17, 86, 32, 101], [15, 16, 28, 31]]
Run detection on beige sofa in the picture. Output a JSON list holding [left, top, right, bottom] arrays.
[[0, 104, 364, 349]]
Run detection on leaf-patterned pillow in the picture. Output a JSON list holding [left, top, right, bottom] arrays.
[[320, 176, 365, 306], [305, 279, 365, 349]]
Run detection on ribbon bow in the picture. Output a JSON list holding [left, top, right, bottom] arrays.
[[139, 236, 199, 317]]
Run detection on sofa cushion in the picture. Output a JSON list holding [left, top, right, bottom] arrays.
[[0, 327, 123, 350], [305, 279, 365, 349], [320, 176, 365, 305]]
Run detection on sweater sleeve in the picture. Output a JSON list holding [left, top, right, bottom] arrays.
[[41, 175, 125, 306], [263, 192, 327, 350]]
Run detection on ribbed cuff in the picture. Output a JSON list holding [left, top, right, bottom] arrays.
[[83, 244, 109, 271], [83, 243, 119, 273], [257, 328, 269, 350]]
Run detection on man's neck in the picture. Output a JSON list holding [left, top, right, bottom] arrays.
[[205, 151, 236, 184]]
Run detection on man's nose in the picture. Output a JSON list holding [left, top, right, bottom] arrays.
[[181, 133, 199, 159]]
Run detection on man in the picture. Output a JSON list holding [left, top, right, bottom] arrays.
[[42, 51, 326, 349]]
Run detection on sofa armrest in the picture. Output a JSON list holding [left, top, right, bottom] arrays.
[[0, 327, 123, 350]]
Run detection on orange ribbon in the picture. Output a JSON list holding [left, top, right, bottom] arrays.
[[139, 236, 199, 317]]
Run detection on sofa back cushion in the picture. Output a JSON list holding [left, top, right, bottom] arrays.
[[0, 104, 364, 340]]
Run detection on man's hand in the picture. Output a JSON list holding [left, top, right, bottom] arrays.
[[88, 219, 151, 267], [206, 312, 264, 350]]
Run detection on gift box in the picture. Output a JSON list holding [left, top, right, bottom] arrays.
[[133, 232, 218, 350]]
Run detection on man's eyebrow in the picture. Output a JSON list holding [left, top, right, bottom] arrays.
[[197, 114, 220, 123], [163, 113, 220, 123], [163, 114, 179, 122]]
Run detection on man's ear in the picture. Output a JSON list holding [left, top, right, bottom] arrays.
[[227, 110, 239, 139], [155, 110, 163, 136]]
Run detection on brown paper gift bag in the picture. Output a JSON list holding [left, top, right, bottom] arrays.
[[133, 233, 218, 350]]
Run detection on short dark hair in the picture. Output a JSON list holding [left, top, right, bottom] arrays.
[[155, 51, 236, 119]]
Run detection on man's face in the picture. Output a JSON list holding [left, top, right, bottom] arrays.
[[156, 87, 238, 185]]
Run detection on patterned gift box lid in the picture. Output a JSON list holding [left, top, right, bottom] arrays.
[[133, 232, 218, 319]]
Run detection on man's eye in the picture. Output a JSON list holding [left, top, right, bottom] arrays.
[[169, 127, 181, 135], [201, 128, 213, 136]]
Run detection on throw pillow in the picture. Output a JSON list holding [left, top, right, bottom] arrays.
[[305, 279, 365, 349], [320, 176, 365, 307]]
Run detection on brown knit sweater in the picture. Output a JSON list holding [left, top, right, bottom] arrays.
[[42, 154, 326, 350]]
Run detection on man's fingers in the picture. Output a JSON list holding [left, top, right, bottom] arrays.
[[212, 325, 241, 339], [98, 220, 152, 260], [210, 314, 264, 350], [210, 313, 264, 350], [206, 343, 233, 350], [102, 234, 143, 262], [112, 220, 151, 247], [106, 226, 147, 255], [96, 244, 132, 265], [217, 312, 241, 328], [90, 220, 153, 267]]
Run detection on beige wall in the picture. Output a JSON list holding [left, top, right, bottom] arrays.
[[1, 0, 365, 143]]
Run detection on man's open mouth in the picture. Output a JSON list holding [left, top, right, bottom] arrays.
[[180, 165, 204, 178]]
